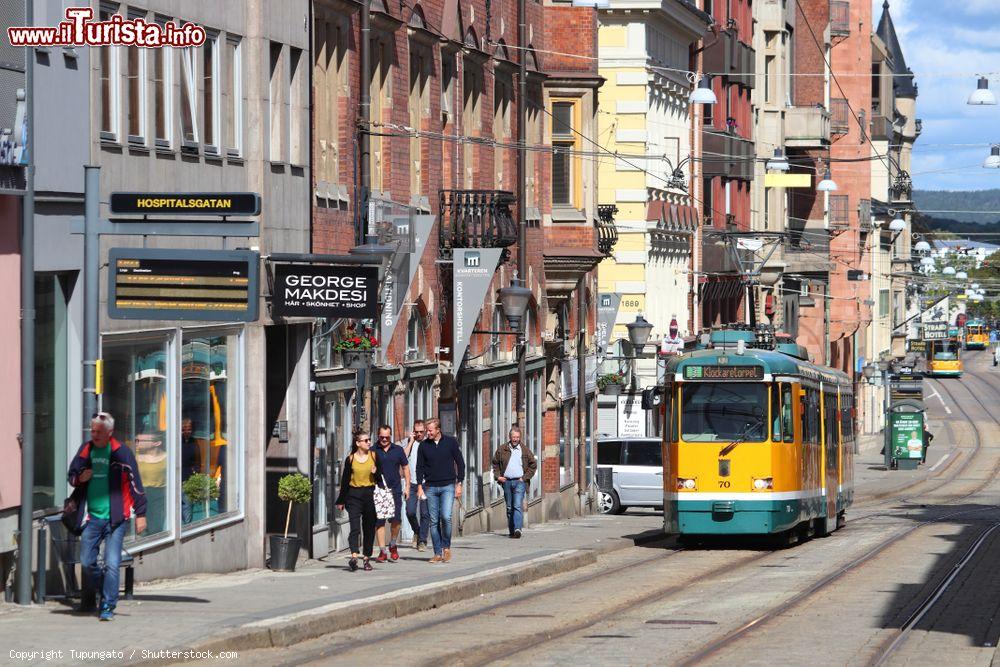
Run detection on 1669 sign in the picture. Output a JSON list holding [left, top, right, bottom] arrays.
[[271, 264, 379, 319]]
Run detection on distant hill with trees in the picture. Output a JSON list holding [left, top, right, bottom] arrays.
[[912, 189, 1000, 224]]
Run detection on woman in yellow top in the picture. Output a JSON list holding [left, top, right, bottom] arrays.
[[336, 430, 386, 571]]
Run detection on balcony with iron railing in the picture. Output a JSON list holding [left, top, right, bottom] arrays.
[[438, 190, 518, 252], [597, 204, 619, 257]]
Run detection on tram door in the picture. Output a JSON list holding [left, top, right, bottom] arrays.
[[820, 384, 838, 521]]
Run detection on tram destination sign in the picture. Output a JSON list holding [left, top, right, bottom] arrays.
[[110, 192, 261, 216], [683, 365, 765, 381], [108, 248, 259, 322], [271, 264, 379, 319]]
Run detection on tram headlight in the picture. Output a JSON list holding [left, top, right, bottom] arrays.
[[677, 478, 697, 490], [752, 477, 773, 490]]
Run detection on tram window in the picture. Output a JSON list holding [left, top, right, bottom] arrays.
[[802, 388, 819, 443], [625, 441, 662, 466], [680, 383, 768, 442], [770, 384, 780, 441], [781, 384, 795, 443], [671, 386, 680, 443]]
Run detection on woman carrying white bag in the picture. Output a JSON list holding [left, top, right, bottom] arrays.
[[336, 430, 392, 571]]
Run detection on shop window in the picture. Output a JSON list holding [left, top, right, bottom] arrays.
[[33, 274, 72, 511], [315, 390, 353, 533], [406, 379, 433, 429], [102, 337, 171, 542], [180, 332, 241, 529], [560, 399, 576, 487], [526, 373, 543, 500], [489, 381, 514, 500], [460, 387, 482, 508]]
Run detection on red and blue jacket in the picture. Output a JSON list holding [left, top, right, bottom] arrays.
[[67, 438, 147, 530]]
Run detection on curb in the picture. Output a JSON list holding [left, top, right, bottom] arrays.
[[136, 528, 668, 663]]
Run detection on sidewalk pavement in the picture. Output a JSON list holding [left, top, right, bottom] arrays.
[[1, 513, 665, 665]]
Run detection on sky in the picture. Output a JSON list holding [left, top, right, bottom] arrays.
[[873, 0, 1000, 192]]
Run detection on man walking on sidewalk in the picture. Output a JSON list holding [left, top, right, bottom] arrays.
[[374, 425, 409, 562], [491, 426, 537, 538], [401, 419, 430, 551], [416, 418, 465, 564], [67, 412, 147, 621]]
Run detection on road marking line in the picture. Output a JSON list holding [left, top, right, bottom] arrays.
[[929, 452, 950, 472], [927, 384, 952, 414]]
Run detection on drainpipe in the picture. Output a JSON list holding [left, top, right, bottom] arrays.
[[16, 0, 35, 605], [577, 278, 587, 506], [515, 0, 527, 427]]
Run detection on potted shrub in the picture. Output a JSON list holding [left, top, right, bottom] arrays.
[[335, 323, 378, 370], [181, 473, 219, 523], [598, 372, 625, 395], [270, 473, 312, 572]]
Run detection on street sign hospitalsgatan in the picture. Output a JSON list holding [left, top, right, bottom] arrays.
[[107, 248, 259, 322]]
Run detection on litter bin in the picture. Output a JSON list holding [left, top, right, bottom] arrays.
[[887, 399, 925, 471]]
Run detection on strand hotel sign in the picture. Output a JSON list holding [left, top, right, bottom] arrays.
[[271, 264, 379, 319]]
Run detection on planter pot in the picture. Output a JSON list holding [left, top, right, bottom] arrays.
[[269, 535, 301, 572], [340, 349, 374, 370], [602, 384, 623, 396]]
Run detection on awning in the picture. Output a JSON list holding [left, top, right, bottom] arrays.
[[647, 201, 699, 231]]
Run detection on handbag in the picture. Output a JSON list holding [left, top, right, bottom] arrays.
[[61, 487, 86, 536], [374, 476, 395, 519]]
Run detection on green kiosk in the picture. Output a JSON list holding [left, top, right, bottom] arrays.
[[887, 398, 926, 470]]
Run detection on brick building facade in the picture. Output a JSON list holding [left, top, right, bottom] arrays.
[[308, 0, 606, 555]]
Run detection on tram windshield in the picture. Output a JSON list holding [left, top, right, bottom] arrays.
[[931, 340, 959, 361], [680, 383, 768, 442]]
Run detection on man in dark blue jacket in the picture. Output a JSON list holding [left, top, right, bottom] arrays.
[[416, 418, 465, 563], [67, 412, 147, 621]]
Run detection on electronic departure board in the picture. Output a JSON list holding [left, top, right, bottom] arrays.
[[108, 248, 259, 322], [683, 365, 766, 381]]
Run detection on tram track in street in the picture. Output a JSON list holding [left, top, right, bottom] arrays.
[[673, 362, 1000, 666], [234, 359, 1000, 667]]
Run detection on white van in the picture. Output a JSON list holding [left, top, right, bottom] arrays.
[[596, 438, 664, 514]]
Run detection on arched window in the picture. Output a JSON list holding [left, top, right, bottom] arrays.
[[406, 309, 425, 361]]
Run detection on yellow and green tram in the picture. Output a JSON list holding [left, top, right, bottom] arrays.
[[660, 342, 854, 538], [927, 339, 963, 377], [964, 320, 988, 350]]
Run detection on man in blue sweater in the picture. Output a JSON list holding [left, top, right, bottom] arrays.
[[416, 418, 465, 563]]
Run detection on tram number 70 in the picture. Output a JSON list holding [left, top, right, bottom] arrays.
[[718, 481, 731, 488]]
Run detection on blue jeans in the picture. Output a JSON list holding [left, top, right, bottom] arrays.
[[502, 479, 526, 535], [80, 517, 128, 610], [424, 484, 455, 555], [406, 483, 430, 544]]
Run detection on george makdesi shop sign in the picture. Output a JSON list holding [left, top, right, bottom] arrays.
[[272, 264, 379, 319]]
